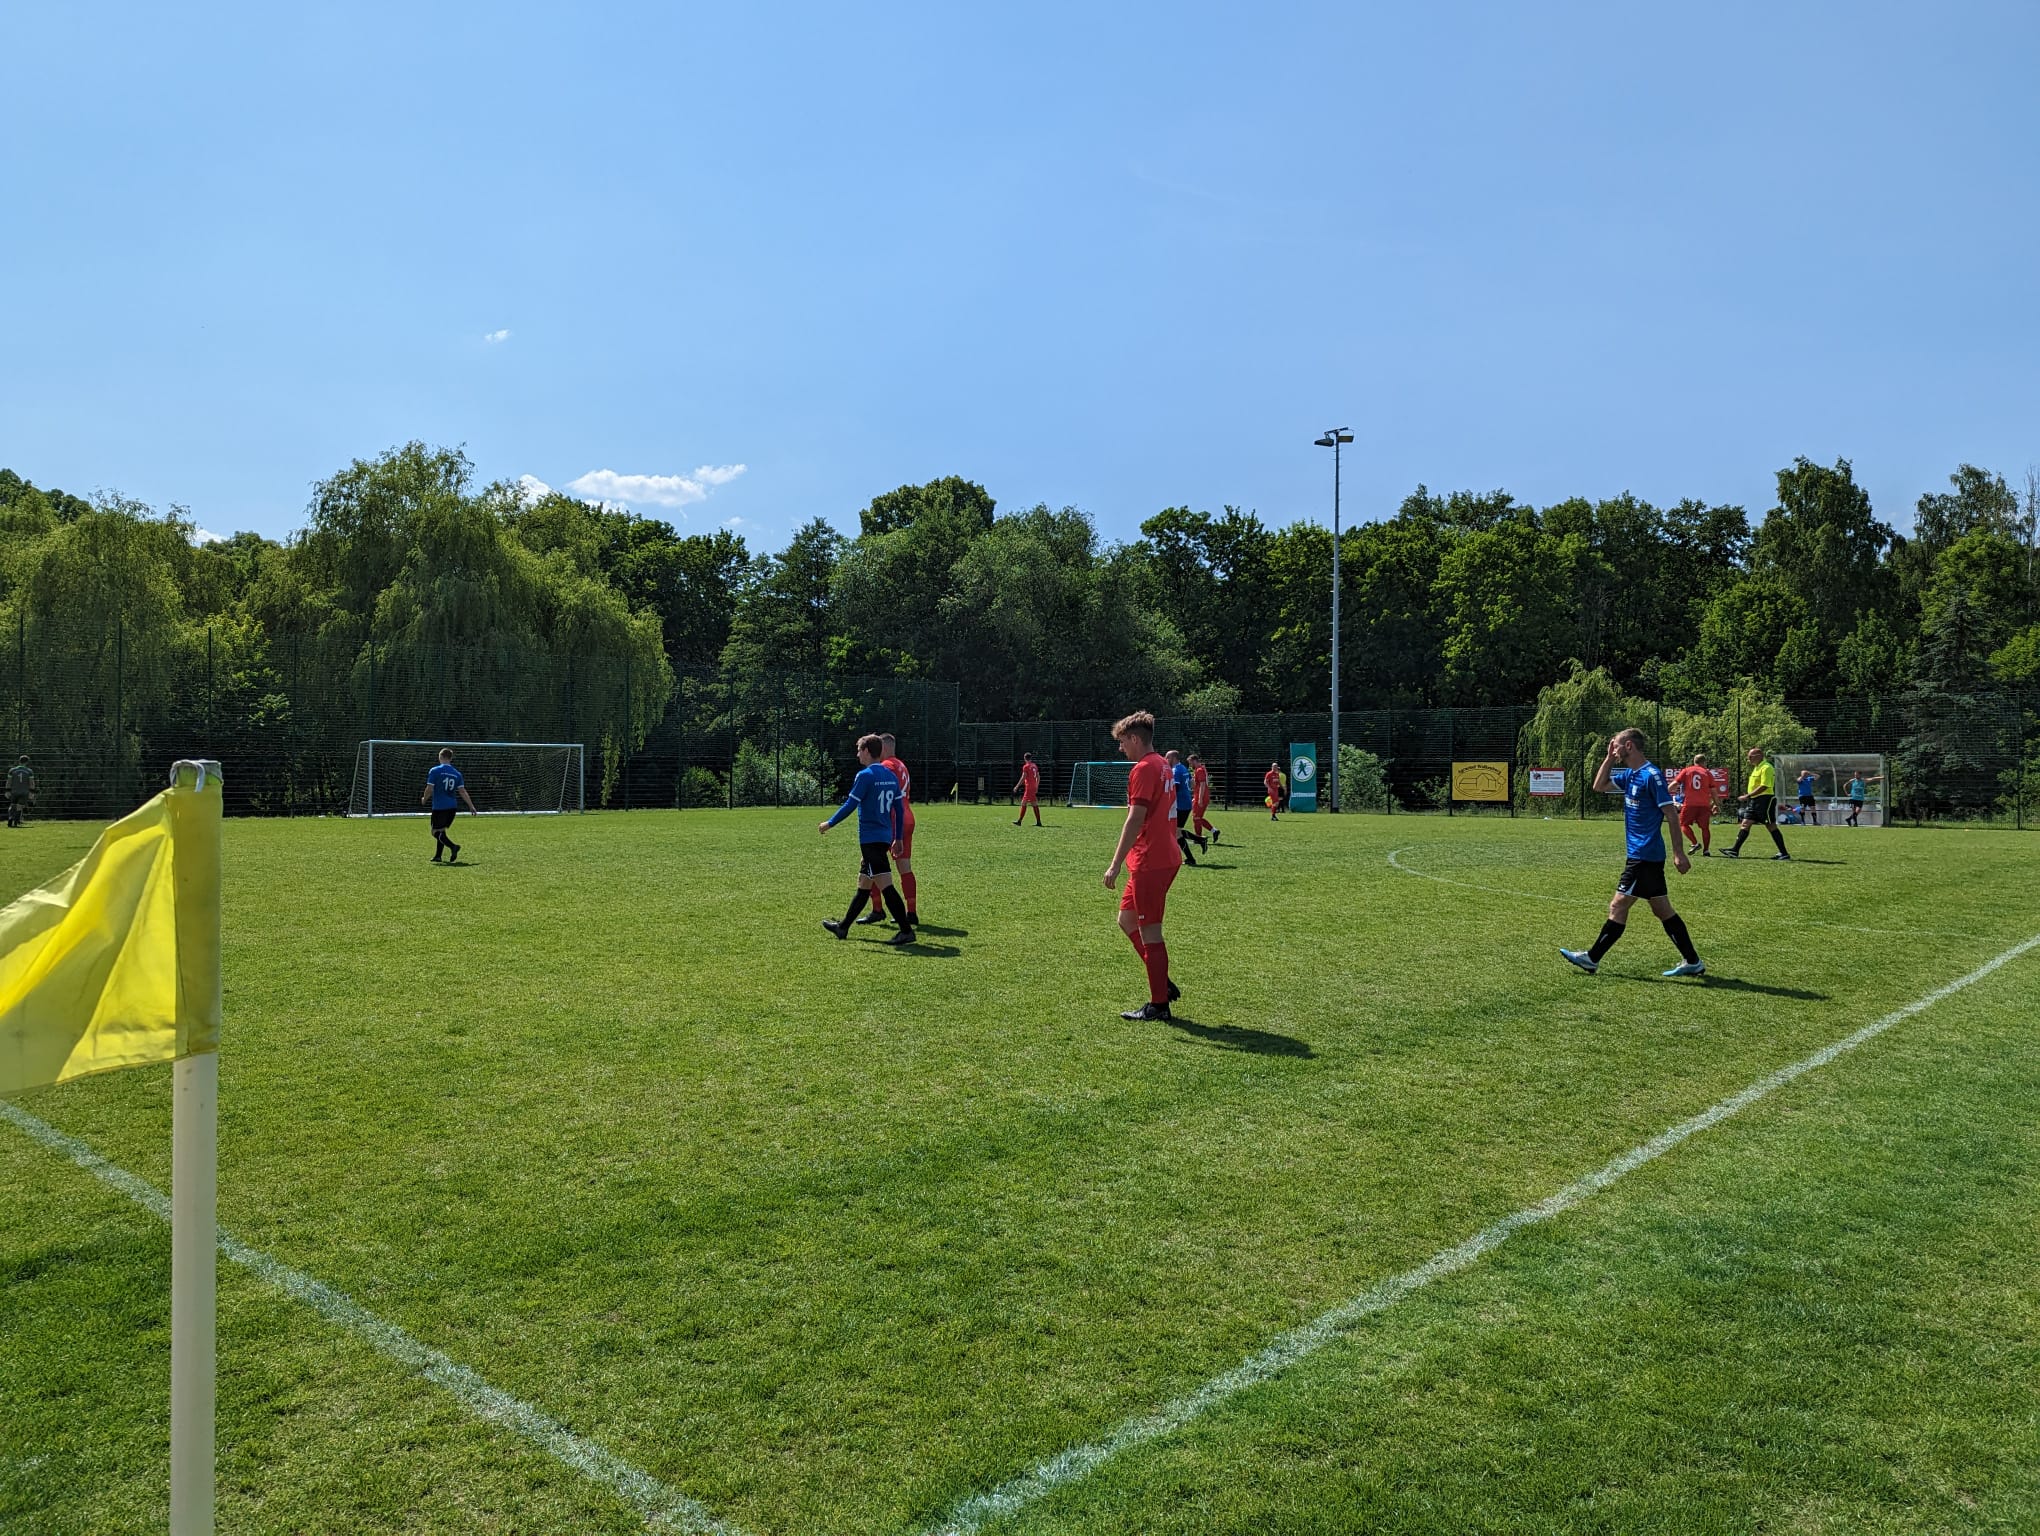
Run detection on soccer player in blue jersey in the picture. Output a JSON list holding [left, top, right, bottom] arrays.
[[1165, 749, 1202, 863], [818, 733, 914, 945], [1560, 728, 1705, 977], [420, 747, 477, 863]]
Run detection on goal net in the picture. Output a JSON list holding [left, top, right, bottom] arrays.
[[347, 740, 585, 817], [1773, 752, 1887, 827], [1067, 760, 1132, 808]]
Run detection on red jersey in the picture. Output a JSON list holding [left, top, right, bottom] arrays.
[[1126, 753, 1183, 872], [882, 757, 912, 802], [1264, 768, 1282, 795], [1021, 761, 1040, 792], [1670, 766, 1714, 808], [1191, 764, 1209, 802]]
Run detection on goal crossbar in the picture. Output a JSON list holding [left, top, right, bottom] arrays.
[[1066, 760, 1133, 809]]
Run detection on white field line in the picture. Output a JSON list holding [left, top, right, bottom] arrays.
[[923, 932, 2040, 1536], [0, 1100, 745, 1536], [1384, 846, 1984, 941]]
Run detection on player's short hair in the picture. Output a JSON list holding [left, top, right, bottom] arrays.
[[1023, 752, 1034, 761], [438, 748, 455, 761], [1164, 749, 1181, 762], [857, 733, 884, 758], [1188, 753, 1202, 764], [1615, 727, 1647, 754], [1112, 711, 1156, 744], [879, 733, 896, 748], [1692, 752, 1708, 765]]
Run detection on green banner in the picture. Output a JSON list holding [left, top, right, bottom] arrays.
[[1288, 743, 1318, 812]]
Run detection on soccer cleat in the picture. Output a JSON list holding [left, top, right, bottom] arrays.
[[1772, 853, 1791, 861], [855, 910, 887, 925], [821, 919, 848, 940], [1558, 948, 1599, 975], [885, 927, 917, 946], [1120, 1002, 1173, 1021], [1662, 960, 1707, 977], [447, 843, 461, 863], [1167, 979, 1181, 1003], [431, 855, 442, 863], [1209, 827, 1220, 843], [1719, 848, 1740, 859], [1700, 849, 1711, 857], [906, 911, 920, 926]]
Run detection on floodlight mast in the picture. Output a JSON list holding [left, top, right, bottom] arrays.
[[1314, 429, 1354, 811]]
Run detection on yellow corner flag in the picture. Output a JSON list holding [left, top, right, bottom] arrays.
[[0, 761, 222, 1094]]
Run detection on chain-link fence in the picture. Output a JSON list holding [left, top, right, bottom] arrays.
[[953, 696, 2039, 828], [4, 617, 2031, 825]]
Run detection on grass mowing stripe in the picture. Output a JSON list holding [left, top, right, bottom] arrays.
[[0, 1096, 746, 1536], [921, 930, 2040, 1536]]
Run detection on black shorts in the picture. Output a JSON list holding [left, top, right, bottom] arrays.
[[1849, 798, 1864, 810], [859, 841, 893, 879], [1744, 793, 1776, 824], [1616, 858, 1669, 900], [1798, 795, 1815, 808], [430, 807, 458, 830]]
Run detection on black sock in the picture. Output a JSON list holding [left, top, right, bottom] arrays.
[[1587, 919, 1626, 962], [882, 885, 911, 925], [1769, 824, 1788, 854], [1731, 826, 1750, 852], [843, 888, 869, 925], [1662, 914, 1698, 964]]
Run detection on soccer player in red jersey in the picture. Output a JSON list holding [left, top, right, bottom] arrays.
[[1188, 753, 1218, 843], [1669, 752, 1717, 856], [1103, 711, 1183, 1022], [1263, 760, 1283, 820], [861, 732, 921, 926], [1011, 752, 1043, 826]]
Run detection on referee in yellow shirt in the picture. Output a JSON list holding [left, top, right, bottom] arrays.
[[1723, 746, 1791, 859]]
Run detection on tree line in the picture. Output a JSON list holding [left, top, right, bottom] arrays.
[[2, 443, 2035, 756]]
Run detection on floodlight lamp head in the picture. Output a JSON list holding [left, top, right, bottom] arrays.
[[1314, 429, 1355, 448]]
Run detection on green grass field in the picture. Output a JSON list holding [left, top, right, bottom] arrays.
[[3, 805, 2037, 1535]]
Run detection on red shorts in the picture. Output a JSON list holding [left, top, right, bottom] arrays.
[[896, 805, 916, 857], [1678, 803, 1711, 825], [1118, 861, 1178, 926], [1020, 789, 1038, 804]]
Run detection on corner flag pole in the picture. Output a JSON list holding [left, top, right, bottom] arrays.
[[169, 759, 223, 1536]]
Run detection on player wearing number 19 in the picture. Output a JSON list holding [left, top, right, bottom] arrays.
[[1559, 728, 1706, 978], [421, 748, 477, 863], [819, 734, 914, 945]]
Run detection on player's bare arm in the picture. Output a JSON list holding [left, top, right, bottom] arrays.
[[1104, 803, 1147, 888], [1591, 739, 1621, 794], [1662, 802, 1690, 874]]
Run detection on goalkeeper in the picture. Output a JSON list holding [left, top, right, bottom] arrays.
[[6, 755, 35, 828]]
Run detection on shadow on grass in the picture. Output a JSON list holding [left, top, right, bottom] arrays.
[[1163, 1014, 1315, 1058], [1185, 861, 1238, 870], [911, 923, 970, 938], [857, 938, 961, 958], [1605, 973, 1829, 1001]]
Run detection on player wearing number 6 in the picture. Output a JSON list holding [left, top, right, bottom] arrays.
[[1103, 711, 1182, 1022], [819, 734, 914, 945], [421, 747, 477, 863]]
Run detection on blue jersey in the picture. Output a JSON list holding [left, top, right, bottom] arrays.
[[1172, 761, 1192, 812], [426, 763, 464, 810], [1848, 778, 1866, 799], [1797, 773, 1816, 797], [1611, 762, 1672, 860], [827, 762, 904, 843]]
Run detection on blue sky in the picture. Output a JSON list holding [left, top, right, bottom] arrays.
[[6, 2, 2037, 548]]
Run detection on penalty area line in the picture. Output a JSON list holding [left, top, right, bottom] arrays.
[[0, 1100, 746, 1536], [921, 931, 2040, 1536]]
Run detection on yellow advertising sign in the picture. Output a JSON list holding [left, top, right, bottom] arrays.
[[1451, 760, 1510, 803]]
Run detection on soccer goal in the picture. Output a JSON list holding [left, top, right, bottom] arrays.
[[348, 740, 585, 817], [1774, 752, 1887, 827], [1067, 760, 1132, 808]]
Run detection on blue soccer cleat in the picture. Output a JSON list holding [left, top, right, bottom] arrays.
[[1558, 948, 1598, 975], [1662, 960, 1706, 977]]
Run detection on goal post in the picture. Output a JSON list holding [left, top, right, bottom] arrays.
[[1773, 752, 1887, 827], [348, 740, 585, 817], [1066, 760, 1132, 809]]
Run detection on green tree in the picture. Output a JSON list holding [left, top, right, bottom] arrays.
[[722, 519, 844, 677]]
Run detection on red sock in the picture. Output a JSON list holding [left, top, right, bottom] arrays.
[[901, 871, 917, 911], [1124, 926, 1147, 961], [1142, 941, 1171, 1006]]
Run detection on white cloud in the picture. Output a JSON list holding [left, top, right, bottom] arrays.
[[515, 474, 553, 506], [187, 526, 225, 546], [484, 328, 511, 343], [563, 464, 747, 510]]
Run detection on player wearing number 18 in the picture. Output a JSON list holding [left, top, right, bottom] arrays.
[[819, 734, 914, 945], [1559, 728, 1706, 978]]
